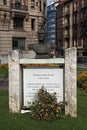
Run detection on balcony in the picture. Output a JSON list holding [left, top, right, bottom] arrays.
[[63, 0, 72, 5], [64, 22, 69, 29], [81, 18, 87, 24], [73, 31, 77, 39], [11, 3, 28, 11], [82, 2, 87, 10], [64, 10, 70, 17], [64, 32, 69, 39], [81, 31, 87, 37], [81, 32, 87, 37], [73, 7, 78, 14], [73, 23, 78, 28]]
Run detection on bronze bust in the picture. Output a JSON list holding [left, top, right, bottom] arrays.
[[33, 29, 50, 59]]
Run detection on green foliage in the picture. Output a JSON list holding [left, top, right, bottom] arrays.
[[0, 64, 8, 76], [77, 72, 87, 92], [77, 67, 87, 72], [29, 88, 64, 121]]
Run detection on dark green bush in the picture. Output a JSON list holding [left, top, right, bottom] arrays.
[[77, 72, 87, 92], [29, 87, 64, 121]]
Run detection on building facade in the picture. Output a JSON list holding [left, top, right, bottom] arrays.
[[56, 2, 63, 56], [80, 0, 87, 56], [46, 1, 57, 46], [57, 0, 87, 57], [0, 0, 46, 58]]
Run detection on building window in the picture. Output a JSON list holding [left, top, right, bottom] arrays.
[[13, 17, 24, 29], [12, 38, 25, 50], [74, 14, 77, 24], [39, 1, 41, 12], [31, 0, 35, 8], [74, 1, 77, 9], [15, 0, 21, 3], [36, 2, 38, 6], [84, 0, 87, 4], [43, 2, 46, 14], [31, 19, 35, 30], [83, 11, 86, 20], [3, 0, 7, 4]]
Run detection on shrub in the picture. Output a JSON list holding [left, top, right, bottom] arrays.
[[0, 63, 8, 69], [22, 64, 59, 67], [0, 64, 8, 76], [29, 87, 64, 121], [77, 72, 87, 92]]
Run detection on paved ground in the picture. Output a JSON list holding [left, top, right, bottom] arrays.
[[78, 63, 87, 68], [0, 85, 8, 90], [0, 76, 8, 90]]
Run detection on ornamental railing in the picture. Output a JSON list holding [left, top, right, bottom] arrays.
[[11, 3, 28, 11]]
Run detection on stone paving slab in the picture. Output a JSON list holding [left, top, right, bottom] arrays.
[[0, 85, 8, 90], [0, 76, 8, 90]]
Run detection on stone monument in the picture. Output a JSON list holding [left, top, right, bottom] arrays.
[[8, 47, 77, 117]]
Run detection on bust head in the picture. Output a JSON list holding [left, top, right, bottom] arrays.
[[38, 29, 45, 43]]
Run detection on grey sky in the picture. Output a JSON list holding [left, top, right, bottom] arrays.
[[47, 0, 51, 5]]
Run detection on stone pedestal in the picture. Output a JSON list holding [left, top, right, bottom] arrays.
[[65, 47, 77, 117], [8, 50, 22, 113]]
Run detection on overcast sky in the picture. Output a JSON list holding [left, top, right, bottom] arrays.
[[47, 0, 57, 5], [47, 0, 51, 5]]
